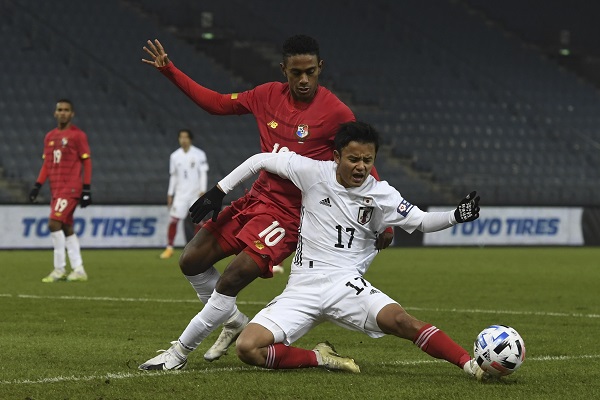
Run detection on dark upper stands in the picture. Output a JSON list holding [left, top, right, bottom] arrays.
[[1, 0, 598, 206], [0, 0, 255, 204]]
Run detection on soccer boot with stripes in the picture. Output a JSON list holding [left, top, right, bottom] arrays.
[[42, 269, 67, 283], [204, 313, 250, 361], [139, 341, 188, 371], [313, 341, 360, 373]]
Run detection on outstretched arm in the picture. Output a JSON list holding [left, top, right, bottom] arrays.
[[416, 192, 480, 233], [189, 153, 293, 223], [142, 39, 241, 115], [218, 153, 291, 194]]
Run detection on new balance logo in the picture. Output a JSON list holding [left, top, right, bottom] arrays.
[[319, 198, 331, 207]]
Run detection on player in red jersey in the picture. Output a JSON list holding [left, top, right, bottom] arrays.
[[29, 99, 92, 283], [139, 35, 393, 370]]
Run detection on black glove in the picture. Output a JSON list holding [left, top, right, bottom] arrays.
[[80, 184, 92, 208], [29, 182, 42, 202], [189, 185, 226, 223], [454, 191, 480, 223]]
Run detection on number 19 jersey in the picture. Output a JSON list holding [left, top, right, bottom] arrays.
[[41, 125, 91, 197]]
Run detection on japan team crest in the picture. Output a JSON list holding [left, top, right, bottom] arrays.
[[357, 206, 374, 225], [296, 124, 310, 142]]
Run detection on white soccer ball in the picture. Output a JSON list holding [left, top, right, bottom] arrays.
[[474, 325, 526, 377]]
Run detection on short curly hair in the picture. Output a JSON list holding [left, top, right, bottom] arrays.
[[282, 34, 320, 62]]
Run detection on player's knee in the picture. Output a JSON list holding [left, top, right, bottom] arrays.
[[178, 248, 196, 272], [179, 245, 211, 274], [235, 336, 261, 366], [48, 219, 62, 232]]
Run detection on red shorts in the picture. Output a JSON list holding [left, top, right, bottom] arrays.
[[204, 193, 299, 278], [49, 196, 79, 226]]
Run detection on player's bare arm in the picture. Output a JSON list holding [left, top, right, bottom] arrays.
[[142, 39, 170, 68]]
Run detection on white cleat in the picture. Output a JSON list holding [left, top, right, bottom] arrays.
[[42, 269, 67, 283], [313, 342, 360, 373], [139, 341, 188, 371], [203, 314, 250, 362], [67, 270, 88, 282], [463, 359, 492, 381]]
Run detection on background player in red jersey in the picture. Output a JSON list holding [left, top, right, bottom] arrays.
[[139, 35, 393, 370], [29, 99, 92, 283]]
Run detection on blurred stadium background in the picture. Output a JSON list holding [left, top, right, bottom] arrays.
[[1, 0, 599, 207]]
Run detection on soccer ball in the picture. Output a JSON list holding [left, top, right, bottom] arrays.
[[473, 325, 526, 377]]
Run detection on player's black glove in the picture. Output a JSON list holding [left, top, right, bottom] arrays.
[[29, 182, 42, 202], [80, 184, 92, 208], [454, 191, 480, 223], [189, 185, 226, 223]]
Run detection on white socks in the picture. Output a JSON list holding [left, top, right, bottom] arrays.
[[65, 234, 85, 272], [50, 231, 66, 272], [51, 231, 85, 273], [186, 266, 221, 304], [179, 290, 238, 350]]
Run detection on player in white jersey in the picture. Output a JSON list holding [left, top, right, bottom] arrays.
[[160, 129, 209, 259], [180, 121, 488, 379]]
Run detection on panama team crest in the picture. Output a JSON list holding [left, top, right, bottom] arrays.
[[61, 138, 68, 147], [296, 124, 309, 142]]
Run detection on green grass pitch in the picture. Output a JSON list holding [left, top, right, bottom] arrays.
[[1, 247, 598, 399]]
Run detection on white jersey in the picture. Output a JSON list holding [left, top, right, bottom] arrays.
[[219, 152, 456, 277], [168, 145, 209, 199]]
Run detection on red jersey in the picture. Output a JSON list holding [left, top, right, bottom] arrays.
[[41, 125, 91, 197], [160, 63, 355, 213], [233, 82, 355, 211]]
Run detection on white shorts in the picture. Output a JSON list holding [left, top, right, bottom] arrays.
[[169, 195, 198, 220], [251, 272, 398, 345]]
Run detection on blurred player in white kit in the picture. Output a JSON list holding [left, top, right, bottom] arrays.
[[160, 129, 209, 259]]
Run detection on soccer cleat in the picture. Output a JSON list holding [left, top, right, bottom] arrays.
[[463, 358, 492, 381], [138, 341, 188, 371], [42, 269, 67, 283], [203, 313, 250, 361], [159, 247, 174, 259], [67, 270, 88, 282], [313, 342, 360, 373], [272, 265, 285, 274]]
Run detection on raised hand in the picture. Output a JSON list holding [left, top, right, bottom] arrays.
[[142, 39, 171, 68], [454, 191, 480, 223]]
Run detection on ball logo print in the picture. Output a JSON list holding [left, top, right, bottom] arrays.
[[296, 124, 310, 142], [474, 325, 525, 377]]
